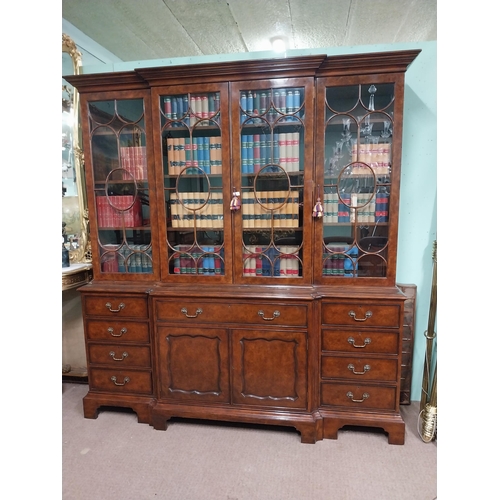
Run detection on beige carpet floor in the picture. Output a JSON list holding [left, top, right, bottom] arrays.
[[62, 383, 437, 500]]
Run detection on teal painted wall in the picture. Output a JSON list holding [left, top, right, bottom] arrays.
[[65, 21, 437, 402]]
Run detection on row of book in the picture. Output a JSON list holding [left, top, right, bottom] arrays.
[[322, 244, 359, 277], [171, 244, 224, 275], [96, 196, 144, 228], [101, 244, 153, 273], [120, 146, 148, 180], [170, 192, 224, 229], [242, 191, 300, 228], [163, 93, 220, 126], [240, 89, 303, 124], [165, 136, 222, 175], [351, 142, 391, 176], [241, 132, 300, 173], [243, 245, 301, 277], [322, 192, 389, 223]]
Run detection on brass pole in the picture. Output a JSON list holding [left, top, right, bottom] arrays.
[[420, 241, 437, 412]]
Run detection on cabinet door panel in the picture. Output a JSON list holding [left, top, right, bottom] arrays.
[[157, 326, 230, 403], [231, 329, 307, 409]]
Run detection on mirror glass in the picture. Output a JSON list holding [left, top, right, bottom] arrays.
[[62, 34, 91, 264]]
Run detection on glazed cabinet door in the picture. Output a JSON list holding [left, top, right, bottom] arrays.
[[314, 74, 406, 285], [151, 84, 233, 283], [80, 90, 158, 281], [230, 79, 315, 284]]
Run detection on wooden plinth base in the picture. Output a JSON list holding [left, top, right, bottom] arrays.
[[151, 403, 323, 444], [321, 410, 406, 445], [83, 393, 155, 424]]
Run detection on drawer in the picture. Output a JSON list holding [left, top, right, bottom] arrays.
[[88, 368, 152, 395], [88, 344, 151, 368], [155, 300, 307, 327], [321, 356, 398, 382], [322, 303, 400, 328], [322, 330, 399, 354], [84, 295, 149, 319], [320, 382, 397, 411], [86, 319, 150, 343]]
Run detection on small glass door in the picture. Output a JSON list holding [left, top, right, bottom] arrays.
[[86, 94, 155, 279], [153, 84, 232, 282], [231, 79, 314, 283], [316, 80, 398, 282]]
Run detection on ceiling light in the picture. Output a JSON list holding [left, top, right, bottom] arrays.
[[271, 37, 287, 54]]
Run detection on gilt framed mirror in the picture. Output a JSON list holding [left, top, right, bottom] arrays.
[[62, 34, 91, 269]]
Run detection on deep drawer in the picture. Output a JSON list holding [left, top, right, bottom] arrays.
[[322, 330, 399, 354], [86, 319, 150, 343], [320, 382, 397, 411], [88, 368, 152, 395], [321, 356, 398, 382], [155, 300, 307, 326], [84, 295, 148, 318], [88, 344, 151, 368], [322, 303, 400, 328]]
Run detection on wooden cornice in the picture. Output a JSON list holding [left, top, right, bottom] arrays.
[[316, 49, 421, 77], [64, 71, 149, 93], [65, 50, 421, 93], [136, 55, 327, 85]]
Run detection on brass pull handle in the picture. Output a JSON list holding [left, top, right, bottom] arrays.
[[347, 363, 371, 375], [181, 307, 203, 318], [348, 310, 372, 322], [109, 351, 128, 361], [106, 302, 125, 313], [346, 391, 369, 403], [110, 376, 130, 386], [347, 337, 371, 348], [258, 310, 280, 321], [108, 327, 127, 337]]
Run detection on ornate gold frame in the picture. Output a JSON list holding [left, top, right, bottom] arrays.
[[62, 34, 91, 265]]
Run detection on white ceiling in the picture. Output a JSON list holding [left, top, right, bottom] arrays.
[[62, 0, 437, 62]]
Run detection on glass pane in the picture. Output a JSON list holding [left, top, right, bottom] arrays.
[[161, 91, 225, 276], [239, 86, 305, 279], [88, 98, 152, 274], [323, 83, 394, 278]]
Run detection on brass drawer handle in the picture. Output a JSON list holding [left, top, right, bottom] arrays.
[[346, 391, 369, 403], [258, 310, 280, 321], [109, 351, 129, 361], [106, 302, 125, 313], [347, 363, 371, 375], [181, 307, 203, 318], [348, 310, 372, 322], [108, 327, 127, 337], [110, 376, 130, 386], [347, 337, 371, 348]]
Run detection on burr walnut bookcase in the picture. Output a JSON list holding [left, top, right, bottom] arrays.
[[66, 49, 420, 445]]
